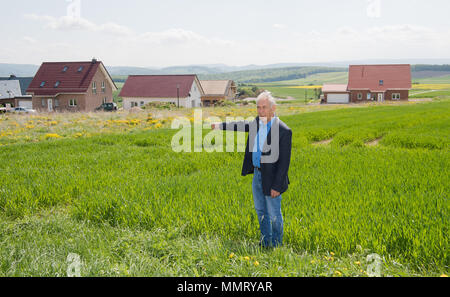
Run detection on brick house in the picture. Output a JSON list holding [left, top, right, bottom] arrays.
[[200, 80, 237, 106], [119, 75, 204, 109], [27, 59, 117, 112], [323, 64, 412, 104]]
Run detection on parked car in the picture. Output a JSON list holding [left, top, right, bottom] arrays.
[[0, 107, 7, 114], [95, 102, 118, 112], [11, 107, 37, 114]]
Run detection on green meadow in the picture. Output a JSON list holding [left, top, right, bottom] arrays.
[[0, 99, 448, 277]]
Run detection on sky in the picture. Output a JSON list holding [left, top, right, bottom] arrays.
[[1, 0, 450, 67]]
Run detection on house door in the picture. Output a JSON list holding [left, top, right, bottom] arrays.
[[48, 99, 53, 112], [377, 93, 384, 102]]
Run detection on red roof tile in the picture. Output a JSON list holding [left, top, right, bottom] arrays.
[[322, 84, 349, 92], [27, 61, 102, 96], [119, 75, 199, 98], [348, 64, 411, 91]]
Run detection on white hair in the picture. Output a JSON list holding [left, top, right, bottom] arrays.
[[256, 91, 277, 107]]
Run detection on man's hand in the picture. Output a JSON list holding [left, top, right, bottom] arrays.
[[271, 189, 281, 198]]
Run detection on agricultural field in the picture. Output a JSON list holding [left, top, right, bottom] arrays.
[[255, 72, 349, 86], [410, 84, 450, 99], [0, 98, 448, 277]]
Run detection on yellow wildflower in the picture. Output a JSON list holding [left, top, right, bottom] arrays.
[[45, 133, 62, 139]]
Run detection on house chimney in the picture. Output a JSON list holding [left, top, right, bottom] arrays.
[[92, 58, 97, 64], [9, 74, 17, 80]]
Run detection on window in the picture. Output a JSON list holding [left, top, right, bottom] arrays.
[[379, 80, 384, 86], [55, 99, 60, 107], [54, 81, 60, 88], [92, 82, 97, 94], [392, 93, 401, 100], [357, 93, 363, 100], [69, 99, 77, 107], [41, 99, 46, 107], [367, 93, 371, 100], [78, 66, 84, 72], [63, 66, 68, 72], [140, 101, 145, 106], [101, 81, 106, 93], [103, 97, 107, 104], [40, 81, 46, 87]]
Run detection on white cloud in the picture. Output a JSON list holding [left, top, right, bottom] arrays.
[[14, 15, 450, 67], [24, 14, 133, 36], [273, 24, 287, 29], [136, 28, 235, 47], [22, 36, 37, 44]]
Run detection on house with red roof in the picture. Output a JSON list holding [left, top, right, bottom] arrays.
[[27, 59, 117, 112], [119, 75, 204, 109], [323, 64, 412, 104]]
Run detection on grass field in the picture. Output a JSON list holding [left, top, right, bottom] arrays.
[[254, 72, 349, 86], [413, 75, 450, 84], [0, 98, 448, 277]]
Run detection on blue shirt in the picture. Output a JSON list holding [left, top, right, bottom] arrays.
[[252, 116, 277, 168]]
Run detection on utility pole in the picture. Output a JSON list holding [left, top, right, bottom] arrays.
[[177, 84, 180, 108]]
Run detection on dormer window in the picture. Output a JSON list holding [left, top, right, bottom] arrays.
[[54, 81, 61, 88], [40, 81, 46, 87], [63, 66, 68, 72], [78, 66, 84, 72], [379, 80, 384, 86]]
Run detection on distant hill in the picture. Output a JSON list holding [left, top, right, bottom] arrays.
[[0, 64, 39, 77], [197, 66, 347, 83], [1, 60, 450, 84]]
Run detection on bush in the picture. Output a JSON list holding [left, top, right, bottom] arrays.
[[142, 102, 177, 110]]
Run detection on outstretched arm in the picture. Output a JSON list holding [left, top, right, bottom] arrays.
[[211, 121, 252, 133]]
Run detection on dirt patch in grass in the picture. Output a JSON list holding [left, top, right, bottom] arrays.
[[312, 138, 333, 146], [366, 137, 383, 147]]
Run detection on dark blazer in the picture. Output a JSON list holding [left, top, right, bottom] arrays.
[[221, 116, 292, 196]]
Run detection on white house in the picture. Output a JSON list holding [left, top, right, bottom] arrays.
[[119, 75, 205, 109]]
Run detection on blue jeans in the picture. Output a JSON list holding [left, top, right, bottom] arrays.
[[252, 168, 284, 247]]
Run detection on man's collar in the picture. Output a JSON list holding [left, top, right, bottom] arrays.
[[258, 115, 277, 125]]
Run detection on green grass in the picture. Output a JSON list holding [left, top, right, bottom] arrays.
[[410, 90, 450, 98], [255, 72, 349, 86], [0, 207, 436, 277], [412, 75, 450, 84], [0, 100, 449, 276], [255, 87, 320, 100]]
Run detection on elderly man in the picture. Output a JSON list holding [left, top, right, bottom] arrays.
[[212, 91, 292, 247]]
